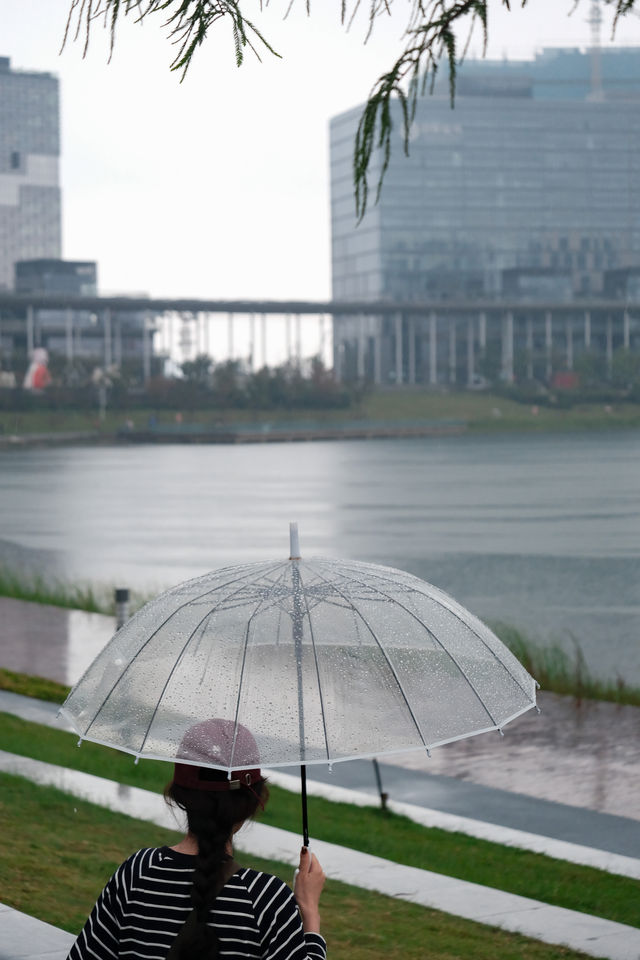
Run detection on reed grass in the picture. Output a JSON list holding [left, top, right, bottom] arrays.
[[0, 567, 152, 616], [493, 622, 640, 707]]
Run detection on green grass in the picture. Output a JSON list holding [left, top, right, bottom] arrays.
[[3, 390, 640, 438], [1, 711, 638, 929], [0, 771, 602, 959], [493, 623, 640, 707], [0, 667, 70, 704]]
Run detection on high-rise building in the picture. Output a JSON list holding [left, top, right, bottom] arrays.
[[330, 47, 640, 382], [0, 57, 61, 290]]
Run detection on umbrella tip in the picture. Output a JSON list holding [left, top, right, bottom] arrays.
[[289, 522, 301, 559]]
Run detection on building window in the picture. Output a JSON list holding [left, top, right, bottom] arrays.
[[10, 150, 20, 169]]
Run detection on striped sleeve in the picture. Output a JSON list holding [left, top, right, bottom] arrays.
[[243, 870, 327, 960], [66, 862, 125, 960]]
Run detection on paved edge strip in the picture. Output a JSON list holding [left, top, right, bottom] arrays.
[[265, 769, 640, 882], [1, 750, 640, 960]]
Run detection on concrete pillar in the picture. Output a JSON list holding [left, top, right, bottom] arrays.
[[449, 320, 457, 384], [114, 317, 123, 368], [624, 310, 630, 350], [408, 316, 416, 385], [394, 312, 403, 385], [203, 313, 210, 358], [65, 308, 74, 363], [357, 315, 366, 381], [466, 315, 475, 388], [261, 314, 267, 369], [285, 314, 292, 363], [374, 319, 382, 385], [104, 308, 112, 368], [248, 313, 255, 371], [26, 305, 34, 357], [429, 312, 437, 385], [142, 311, 151, 384], [545, 311, 553, 381], [227, 312, 234, 361], [584, 311, 591, 350], [295, 313, 302, 365], [566, 316, 573, 370], [526, 316, 533, 380], [479, 311, 487, 352], [318, 314, 326, 364], [606, 315, 613, 377], [502, 312, 514, 382]]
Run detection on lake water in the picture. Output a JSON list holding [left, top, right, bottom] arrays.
[[0, 431, 638, 684]]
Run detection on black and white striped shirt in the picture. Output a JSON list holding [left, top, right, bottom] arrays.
[[67, 847, 327, 960]]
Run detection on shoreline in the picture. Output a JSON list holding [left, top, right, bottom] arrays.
[[1, 417, 639, 447]]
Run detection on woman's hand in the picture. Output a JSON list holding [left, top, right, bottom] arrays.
[[293, 847, 326, 934]]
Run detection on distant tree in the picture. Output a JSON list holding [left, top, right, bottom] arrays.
[[64, 1, 638, 215], [181, 353, 213, 386]]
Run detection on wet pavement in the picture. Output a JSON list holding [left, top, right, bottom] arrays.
[[0, 596, 114, 685]]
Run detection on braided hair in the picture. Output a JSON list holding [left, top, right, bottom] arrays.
[[166, 768, 268, 960]]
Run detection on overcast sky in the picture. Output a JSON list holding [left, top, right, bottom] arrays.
[[3, 0, 640, 304]]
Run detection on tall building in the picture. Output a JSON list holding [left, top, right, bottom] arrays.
[[330, 47, 640, 382], [0, 57, 61, 290]]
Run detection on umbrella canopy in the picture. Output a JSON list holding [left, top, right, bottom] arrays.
[[60, 530, 537, 779]]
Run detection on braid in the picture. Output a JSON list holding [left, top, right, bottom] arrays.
[[165, 775, 268, 960], [189, 807, 234, 939]]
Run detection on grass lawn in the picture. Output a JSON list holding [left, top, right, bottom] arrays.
[[3, 390, 640, 437], [0, 771, 599, 960], [1, 712, 638, 930]]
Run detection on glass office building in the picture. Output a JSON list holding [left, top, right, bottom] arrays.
[[330, 48, 640, 382], [0, 57, 61, 290]]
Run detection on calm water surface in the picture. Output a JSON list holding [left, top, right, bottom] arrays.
[[0, 431, 638, 683]]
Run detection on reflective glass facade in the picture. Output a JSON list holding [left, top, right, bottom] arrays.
[[330, 48, 640, 304], [0, 57, 61, 290]]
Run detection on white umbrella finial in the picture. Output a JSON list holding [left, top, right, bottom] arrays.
[[289, 521, 301, 559]]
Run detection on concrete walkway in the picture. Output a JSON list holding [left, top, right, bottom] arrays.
[[2, 747, 640, 960]]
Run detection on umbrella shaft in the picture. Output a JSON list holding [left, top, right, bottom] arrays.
[[300, 764, 310, 848]]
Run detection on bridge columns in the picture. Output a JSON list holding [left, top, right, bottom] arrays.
[[566, 316, 574, 370], [525, 316, 533, 380], [103, 308, 112, 368], [394, 313, 403, 384], [502, 312, 514, 382], [545, 311, 553, 380], [466, 316, 475, 387], [65, 308, 73, 364], [429, 312, 437, 385]]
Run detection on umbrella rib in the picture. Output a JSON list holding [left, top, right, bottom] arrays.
[[305, 561, 430, 749], [336, 559, 534, 704], [135, 562, 290, 760], [296, 564, 331, 763], [230, 563, 292, 769], [81, 560, 287, 742], [313, 561, 501, 733]]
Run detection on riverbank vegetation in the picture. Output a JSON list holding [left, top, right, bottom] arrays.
[[1, 772, 600, 960], [1, 716, 639, 929], [1, 385, 640, 438]]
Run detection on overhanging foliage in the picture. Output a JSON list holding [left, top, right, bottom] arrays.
[[64, 1, 639, 216]]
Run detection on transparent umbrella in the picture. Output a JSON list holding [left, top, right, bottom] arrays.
[[60, 524, 538, 844]]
